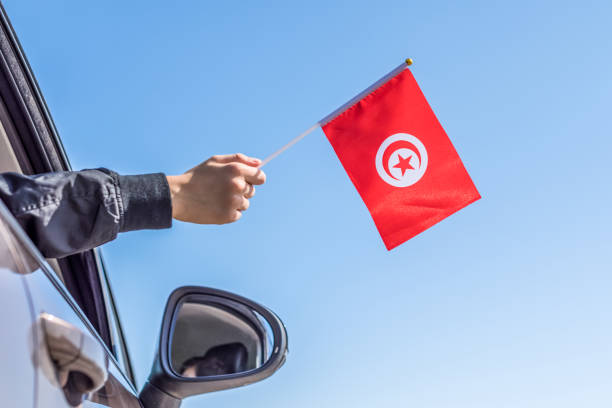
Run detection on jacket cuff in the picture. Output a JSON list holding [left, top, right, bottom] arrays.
[[118, 173, 172, 232]]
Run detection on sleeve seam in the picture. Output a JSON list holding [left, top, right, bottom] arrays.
[[12, 193, 114, 217]]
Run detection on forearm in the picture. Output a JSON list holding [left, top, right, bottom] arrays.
[[0, 169, 172, 258], [0, 153, 265, 258]]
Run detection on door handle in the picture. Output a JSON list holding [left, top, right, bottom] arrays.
[[32, 312, 109, 404]]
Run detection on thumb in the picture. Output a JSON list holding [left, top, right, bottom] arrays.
[[211, 153, 261, 166]]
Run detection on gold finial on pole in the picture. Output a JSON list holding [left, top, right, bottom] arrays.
[[405, 58, 413, 66]]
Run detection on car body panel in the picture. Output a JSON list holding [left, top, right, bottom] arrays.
[[0, 213, 36, 408], [0, 198, 142, 407], [26, 271, 143, 408]]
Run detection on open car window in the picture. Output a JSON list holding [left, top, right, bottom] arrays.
[[0, 3, 136, 385]]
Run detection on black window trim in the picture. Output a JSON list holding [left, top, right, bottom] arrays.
[[0, 1, 137, 388]]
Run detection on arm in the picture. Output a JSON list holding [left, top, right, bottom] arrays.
[[0, 154, 265, 258], [0, 168, 170, 258]]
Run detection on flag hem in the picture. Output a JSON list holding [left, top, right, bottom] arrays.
[[380, 193, 482, 250]]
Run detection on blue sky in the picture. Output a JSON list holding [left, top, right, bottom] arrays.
[[5, 1, 612, 406]]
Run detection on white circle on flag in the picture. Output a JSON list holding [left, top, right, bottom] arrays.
[[375, 133, 428, 187]]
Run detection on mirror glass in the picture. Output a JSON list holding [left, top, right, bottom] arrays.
[[170, 295, 273, 378]]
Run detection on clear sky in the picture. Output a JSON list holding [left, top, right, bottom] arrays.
[[5, 1, 612, 407]]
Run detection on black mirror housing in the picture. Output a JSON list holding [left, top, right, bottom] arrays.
[[139, 286, 288, 408]]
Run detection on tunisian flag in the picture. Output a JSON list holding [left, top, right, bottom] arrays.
[[321, 67, 480, 250]]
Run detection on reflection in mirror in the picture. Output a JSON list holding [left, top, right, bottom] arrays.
[[170, 295, 273, 378]]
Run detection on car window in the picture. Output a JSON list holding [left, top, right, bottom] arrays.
[[0, 4, 135, 386], [0, 55, 120, 367]]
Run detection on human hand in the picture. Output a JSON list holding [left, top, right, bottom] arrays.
[[166, 153, 266, 224]]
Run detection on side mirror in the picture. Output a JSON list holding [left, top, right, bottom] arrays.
[[139, 286, 288, 408]]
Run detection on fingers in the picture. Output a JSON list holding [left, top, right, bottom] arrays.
[[222, 179, 253, 225], [231, 163, 266, 185], [243, 183, 256, 199], [224, 210, 242, 224], [229, 188, 250, 210], [209, 153, 266, 185], [211, 153, 261, 167], [237, 196, 250, 211], [222, 195, 248, 225]]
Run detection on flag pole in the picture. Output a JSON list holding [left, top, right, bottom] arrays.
[[259, 123, 320, 166], [260, 58, 413, 167]]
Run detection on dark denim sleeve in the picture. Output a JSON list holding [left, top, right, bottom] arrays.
[[0, 168, 172, 258]]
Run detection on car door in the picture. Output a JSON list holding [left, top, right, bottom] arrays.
[[0, 198, 36, 408], [0, 199, 142, 407]]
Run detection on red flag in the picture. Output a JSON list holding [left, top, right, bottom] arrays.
[[321, 68, 480, 250]]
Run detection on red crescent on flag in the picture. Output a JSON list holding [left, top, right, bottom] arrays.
[[382, 140, 422, 180]]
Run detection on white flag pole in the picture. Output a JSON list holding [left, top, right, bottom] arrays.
[[259, 123, 320, 167], [260, 59, 412, 167]]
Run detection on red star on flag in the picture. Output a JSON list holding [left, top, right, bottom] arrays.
[[393, 154, 414, 176]]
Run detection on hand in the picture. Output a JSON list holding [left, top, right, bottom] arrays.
[[166, 153, 266, 224]]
